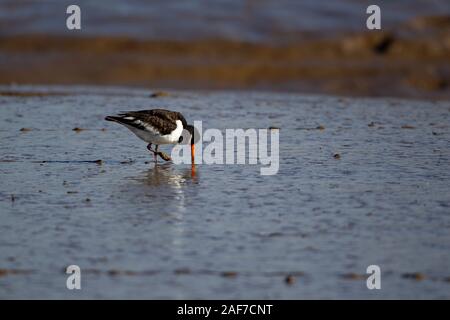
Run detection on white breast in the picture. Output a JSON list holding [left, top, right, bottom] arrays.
[[125, 120, 183, 145], [159, 120, 184, 144]]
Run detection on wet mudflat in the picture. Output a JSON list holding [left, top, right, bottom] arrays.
[[0, 85, 449, 299]]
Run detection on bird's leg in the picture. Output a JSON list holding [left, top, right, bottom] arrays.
[[154, 145, 159, 163], [147, 143, 156, 161]]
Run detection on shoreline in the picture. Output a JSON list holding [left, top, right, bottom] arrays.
[[2, 84, 450, 104], [1, 15, 449, 100]]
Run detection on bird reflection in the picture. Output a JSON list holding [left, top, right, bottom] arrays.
[[135, 163, 197, 187], [124, 163, 198, 249], [126, 163, 198, 215]]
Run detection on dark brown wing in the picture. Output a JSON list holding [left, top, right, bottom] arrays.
[[112, 109, 180, 135]]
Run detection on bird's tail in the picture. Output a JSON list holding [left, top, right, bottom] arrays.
[[105, 116, 122, 122]]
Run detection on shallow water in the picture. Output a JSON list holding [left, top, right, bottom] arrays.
[[1, 0, 449, 42], [0, 85, 449, 299]]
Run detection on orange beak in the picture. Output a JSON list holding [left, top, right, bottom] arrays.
[[191, 144, 195, 164], [191, 144, 196, 177]]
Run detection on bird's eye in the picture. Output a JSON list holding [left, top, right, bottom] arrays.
[[178, 136, 183, 143]]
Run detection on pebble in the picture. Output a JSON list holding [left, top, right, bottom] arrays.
[[341, 273, 365, 280], [285, 275, 296, 285], [221, 271, 238, 278], [402, 272, 425, 280], [150, 91, 170, 98]]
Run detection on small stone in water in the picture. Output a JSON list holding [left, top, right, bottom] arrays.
[[402, 272, 425, 280], [221, 271, 238, 278], [341, 273, 365, 280], [150, 91, 170, 98], [285, 275, 296, 285]]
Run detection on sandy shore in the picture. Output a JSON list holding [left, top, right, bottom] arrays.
[[1, 15, 449, 100]]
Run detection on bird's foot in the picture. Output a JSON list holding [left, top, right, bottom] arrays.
[[147, 144, 171, 162], [157, 151, 172, 162]]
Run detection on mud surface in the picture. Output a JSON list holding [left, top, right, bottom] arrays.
[[0, 85, 449, 298]]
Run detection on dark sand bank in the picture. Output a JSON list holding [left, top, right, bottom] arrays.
[[1, 15, 449, 100]]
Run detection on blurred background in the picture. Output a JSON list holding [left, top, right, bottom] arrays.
[[0, 0, 449, 99]]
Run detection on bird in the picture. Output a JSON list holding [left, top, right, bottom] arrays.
[[105, 109, 195, 163]]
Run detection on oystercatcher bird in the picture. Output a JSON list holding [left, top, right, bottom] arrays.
[[105, 109, 195, 163]]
